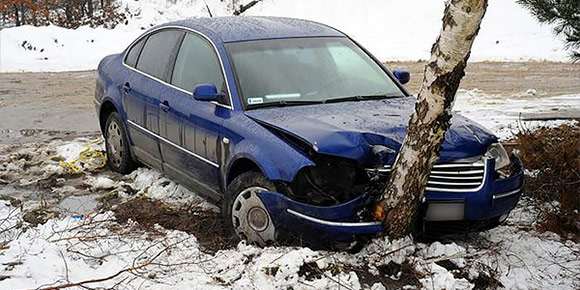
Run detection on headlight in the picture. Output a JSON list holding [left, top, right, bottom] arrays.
[[486, 143, 510, 171]]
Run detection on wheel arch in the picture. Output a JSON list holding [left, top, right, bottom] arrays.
[[99, 100, 119, 134], [226, 157, 265, 186]]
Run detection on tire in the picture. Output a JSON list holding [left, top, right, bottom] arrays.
[[222, 171, 277, 246], [104, 112, 137, 174]]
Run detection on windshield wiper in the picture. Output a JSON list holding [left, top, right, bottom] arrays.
[[324, 94, 404, 104], [246, 99, 325, 109]]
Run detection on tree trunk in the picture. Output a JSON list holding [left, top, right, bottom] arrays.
[[87, 0, 94, 18], [373, 0, 488, 238], [13, 5, 21, 26]]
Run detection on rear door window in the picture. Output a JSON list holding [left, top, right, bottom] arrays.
[[136, 30, 183, 81], [125, 36, 146, 68], [171, 32, 227, 103]]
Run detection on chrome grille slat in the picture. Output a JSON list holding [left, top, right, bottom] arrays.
[[430, 169, 484, 175], [429, 175, 483, 180], [427, 180, 482, 186], [432, 163, 484, 168]]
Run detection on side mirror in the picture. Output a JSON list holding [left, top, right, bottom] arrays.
[[393, 69, 410, 85], [193, 84, 221, 101]]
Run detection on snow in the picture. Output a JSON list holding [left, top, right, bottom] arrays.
[[128, 167, 219, 210], [454, 89, 580, 140], [56, 141, 87, 162], [2, 196, 577, 289], [0, 0, 570, 72], [87, 176, 117, 189]]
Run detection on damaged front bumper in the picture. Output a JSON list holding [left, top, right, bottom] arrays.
[[257, 191, 384, 242], [257, 154, 525, 242]]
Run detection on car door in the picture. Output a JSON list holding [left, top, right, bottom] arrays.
[[122, 29, 183, 169], [159, 31, 231, 199]]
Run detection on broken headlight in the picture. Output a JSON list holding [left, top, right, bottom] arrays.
[[486, 143, 511, 176]]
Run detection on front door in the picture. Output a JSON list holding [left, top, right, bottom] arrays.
[[159, 31, 231, 199]]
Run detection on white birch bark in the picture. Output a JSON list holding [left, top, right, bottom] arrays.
[[374, 0, 488, 237]]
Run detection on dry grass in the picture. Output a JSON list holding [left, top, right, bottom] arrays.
[[513, 124, 580, 241]]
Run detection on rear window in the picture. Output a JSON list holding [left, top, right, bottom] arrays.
[[125, 36, 146, 68], [136, 30, 183, 80]]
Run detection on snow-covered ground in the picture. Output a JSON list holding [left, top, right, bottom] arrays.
[[0, 151, 578, 289], [454, 89, 580, 140], [0, 0, 570, 72]]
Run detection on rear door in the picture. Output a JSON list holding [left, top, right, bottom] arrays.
[[123, 29, 183, 169], [159, 31, 231, 199]]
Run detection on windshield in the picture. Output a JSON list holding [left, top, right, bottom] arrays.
[[225, 37, 405, 109]]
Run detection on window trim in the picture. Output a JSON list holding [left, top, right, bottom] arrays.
[[124, 35, 147, 68], [169, 32, 229, 105], [122, 26, 234, 110]]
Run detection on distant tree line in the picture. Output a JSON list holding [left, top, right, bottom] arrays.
[[0, 0, 126, 28]]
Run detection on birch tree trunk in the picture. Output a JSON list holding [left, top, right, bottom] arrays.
[[373, 0, 488, 238]]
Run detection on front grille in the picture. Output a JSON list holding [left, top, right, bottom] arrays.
[[365, 160, 486, 193], [426, 161, 485, 192]]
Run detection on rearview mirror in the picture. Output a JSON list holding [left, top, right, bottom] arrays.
[[193, 84, 221, 101], [393, 69, 410, 85]]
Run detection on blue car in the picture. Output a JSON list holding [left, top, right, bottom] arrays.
[[94, 17, 524, 246]]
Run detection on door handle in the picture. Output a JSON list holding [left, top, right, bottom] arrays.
[[122, 82, 131, 93], [160, 100, 170, 112]]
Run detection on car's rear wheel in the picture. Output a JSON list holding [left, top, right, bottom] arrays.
[[104, 112, 136, 174], [222, 171, 277, 246]]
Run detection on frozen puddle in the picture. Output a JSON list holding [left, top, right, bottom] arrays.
[[58, 194, 100, 215]]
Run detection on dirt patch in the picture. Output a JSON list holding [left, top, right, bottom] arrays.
[[513, 124, 580, 241], [297, 260, 422, 289], [22, 207, 59, 226], [112, 197, 232, 253]]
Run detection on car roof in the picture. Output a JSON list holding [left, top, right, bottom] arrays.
[[160, 16, 345, 43]]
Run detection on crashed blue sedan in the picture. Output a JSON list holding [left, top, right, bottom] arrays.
[[94, 16, 524, 247]]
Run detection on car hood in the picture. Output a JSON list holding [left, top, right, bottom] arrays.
[[244, 97, 497, 165]]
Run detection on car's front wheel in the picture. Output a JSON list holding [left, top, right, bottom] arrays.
[[222, 171, 277, 246], [104, 112, 136, 174]]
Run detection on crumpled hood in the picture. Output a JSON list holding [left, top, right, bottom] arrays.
[[245, 97, 497, 165]]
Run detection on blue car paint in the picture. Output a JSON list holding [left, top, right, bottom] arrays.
[[258, 191, 384, 242], [245, 98, 498, 164], [94, 16, 524, 242]]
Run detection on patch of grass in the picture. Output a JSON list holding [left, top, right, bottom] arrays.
[[112, 197, 232, 253], [513, 124, 580, 241], [23, 207, 59, 226]]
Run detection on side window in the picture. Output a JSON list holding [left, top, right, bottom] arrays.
[[125, 36, 146, 68], [171, 33, 227, 103], [136, 30, 183, 80]]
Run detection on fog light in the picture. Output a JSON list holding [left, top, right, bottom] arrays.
[[248, 207, 268, 232]]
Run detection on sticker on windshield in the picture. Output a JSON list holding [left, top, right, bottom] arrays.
[[247, 97, 264, 105], [264, 93, 301, 99]]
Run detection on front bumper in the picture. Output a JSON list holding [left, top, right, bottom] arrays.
[[258, 154, 524, 242]]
